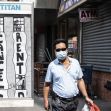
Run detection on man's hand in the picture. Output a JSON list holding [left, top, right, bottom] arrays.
[[43, 82, 51, 110], [78, 79, 93, 105], [44, 99, 49, 110], [85, 96, 93, 105]]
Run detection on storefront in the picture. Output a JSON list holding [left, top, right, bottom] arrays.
[[58, 0, 111, 101], [57, 0, 86, 59], [81, 1, 111, 101]]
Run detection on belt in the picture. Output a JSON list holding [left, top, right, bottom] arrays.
[[52, 91, 77, 101], [59, 96, 77, 101]]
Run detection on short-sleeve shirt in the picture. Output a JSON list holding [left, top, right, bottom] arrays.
[[45, 57, 83, 98]]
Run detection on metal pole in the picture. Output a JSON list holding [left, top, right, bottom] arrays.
[[79, 22, 82, 63], [46, 48, 52, 61]]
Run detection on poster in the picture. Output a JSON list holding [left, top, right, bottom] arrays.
[[0, 2, 33, 99]]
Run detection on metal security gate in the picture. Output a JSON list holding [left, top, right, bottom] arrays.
[[81, 1, 111, 72]]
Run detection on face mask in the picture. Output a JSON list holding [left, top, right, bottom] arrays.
[[55, 50, 68, 60]]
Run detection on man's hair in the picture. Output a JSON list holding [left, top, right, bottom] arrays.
[[53, 39, 67, 49]]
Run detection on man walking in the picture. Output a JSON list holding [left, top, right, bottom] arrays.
[[43, 39, 93, 111]]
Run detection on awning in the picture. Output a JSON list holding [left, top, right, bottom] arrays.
[[58, 0, 87, 18]]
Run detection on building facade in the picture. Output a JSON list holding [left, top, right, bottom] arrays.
[[0, 1, 34, 107], [58, 0, 111, 101]]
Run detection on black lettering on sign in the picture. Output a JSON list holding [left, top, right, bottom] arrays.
[[0, 52, 4, 61], [91, 10, 97, 18], [81, 10, 86, 18], [86, 11, 90, 17], [0, 86, 4, 89], [17, 43, 21, 52], [0, 94, 3, 98], [0, 41, 3, 51], [81, 9, 97, 18], [0, 69, 3, 81], [0, 34, 3, 37], [18, 92, 24, 97], [0, 41, 4, 64], [16, 33, 22, 42], [17, 53, 24, 61], [17, 62, 23, 74]]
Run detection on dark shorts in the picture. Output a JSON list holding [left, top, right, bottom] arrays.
[[51, 92, 79, 111]]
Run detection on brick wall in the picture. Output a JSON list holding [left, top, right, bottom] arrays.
[[92, 71, 111, 101]]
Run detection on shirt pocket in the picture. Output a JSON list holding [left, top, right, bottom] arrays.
[[51, 68, 63, 82]]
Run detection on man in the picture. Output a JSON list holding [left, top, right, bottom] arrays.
[[43, 39, 93, 111]]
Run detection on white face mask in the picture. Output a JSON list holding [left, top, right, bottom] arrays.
[[55, 50, 68, 60]]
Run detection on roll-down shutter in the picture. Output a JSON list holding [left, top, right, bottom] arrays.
[[82, 2, 111, 72]]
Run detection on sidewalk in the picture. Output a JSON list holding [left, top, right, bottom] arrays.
[[0, 94, 110, 111], [77, 98, 111, 111], [35, 95, 111, 111]]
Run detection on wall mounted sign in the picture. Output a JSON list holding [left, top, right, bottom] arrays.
[[79, 8, 98, 22], [0, 2, 33, 100], [0, 2, 32, 14]]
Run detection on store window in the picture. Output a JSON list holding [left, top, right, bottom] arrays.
[[68, 36, 78, 59]]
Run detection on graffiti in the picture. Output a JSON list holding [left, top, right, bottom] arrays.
[[15, 90, 26, 98], [13, 17, 27, 98], [0, 90, 8, 98], [16, 75, 25, 90], [0, 18, 8, 97], [0, 2, 33, 100], [13, 18, 24, 32], [0, 17, 27, 98]]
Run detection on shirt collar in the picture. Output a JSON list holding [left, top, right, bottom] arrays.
[[55, 57, 72, 65]]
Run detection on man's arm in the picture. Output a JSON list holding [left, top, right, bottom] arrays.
[[78, 78, 88, 98], [43, 82, 50, 110], [78, 78, 93, 105]]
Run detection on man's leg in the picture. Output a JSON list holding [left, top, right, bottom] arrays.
[[51, 97, 64, 111], [65, 98, 79, 111]]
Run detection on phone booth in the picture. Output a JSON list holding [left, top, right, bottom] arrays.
[[0, 2, 34, 107]]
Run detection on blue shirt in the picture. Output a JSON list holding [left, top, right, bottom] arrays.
[[45, 57, 83, 98]]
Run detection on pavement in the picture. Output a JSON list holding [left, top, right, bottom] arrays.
[[0, 94, 110, 111], [35, 95, 111, 111]]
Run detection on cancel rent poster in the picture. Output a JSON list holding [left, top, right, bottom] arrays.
[[0, 2, 33, 98]]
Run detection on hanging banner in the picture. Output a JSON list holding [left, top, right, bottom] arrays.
[[58, 0, 87, 17], [79, 8, 98, 22]]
